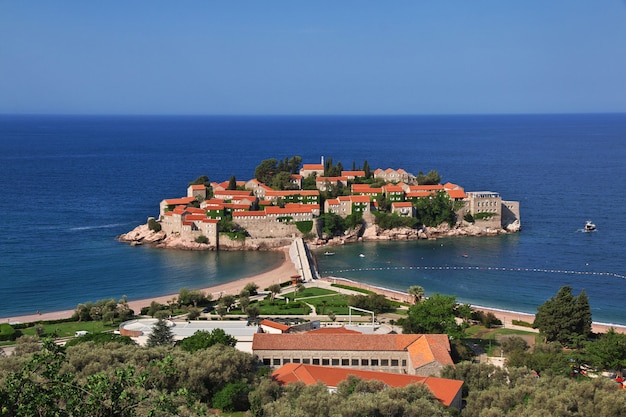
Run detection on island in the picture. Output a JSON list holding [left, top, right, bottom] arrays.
[[119, 156, 521, 250]]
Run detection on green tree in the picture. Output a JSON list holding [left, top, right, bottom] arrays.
[[188, 174, 210, 187], [271, 171, 294, 190], [220, 294, 237, 312], [246, 304, 260, 319], [148, 217, 162, 232], [177, 329, 237, 353], [363, 160, 371, 178], [228, 175, 237, 190], [414, 191, 456, 226], [146, 318, 174, 347], [319, 212, 346, 236], [268, 284, 282, 302], [416, 170, 441, 185], [212, 380, 250, 412], [533, 286, 592, 348], [239, 294, 251, 313], [585, 328, 626, 378], [255, 158, 278, 185], [401, 293, 463, 338], [244, 282, 259, 296]]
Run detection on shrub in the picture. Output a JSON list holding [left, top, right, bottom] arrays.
[[195, 235, 208, 244], [295, 220, 313, 234], [212, 381, 250, 411], [147, 217, 161, 232]]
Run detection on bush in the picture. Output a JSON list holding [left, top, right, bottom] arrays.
[[0, 323, 16, 341], [212, 381, 250, 411], [195, 235, 208, 244], [147, 217, 161, 232], [295, 220, 313, 234]]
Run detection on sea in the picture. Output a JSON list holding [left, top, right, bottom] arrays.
[[1, 114, 625, 325]]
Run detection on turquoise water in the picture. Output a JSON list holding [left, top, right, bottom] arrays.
[[0, 114, 625, 323]]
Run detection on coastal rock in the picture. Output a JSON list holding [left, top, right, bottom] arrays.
[[118, 225, 166, 245]]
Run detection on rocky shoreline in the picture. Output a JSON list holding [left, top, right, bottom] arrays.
[[118, 217, 520, 251]]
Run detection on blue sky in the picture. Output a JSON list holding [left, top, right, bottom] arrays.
[[1, 1, 625, 115]]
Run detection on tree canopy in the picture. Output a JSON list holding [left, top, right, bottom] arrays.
[[533, 286, 592, 348], [401, 293, 464, 339], [177, 328, 237, 353]]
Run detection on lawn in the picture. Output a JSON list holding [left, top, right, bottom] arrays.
[[463, 325, 540, 356], [11, 320, 116, 340]]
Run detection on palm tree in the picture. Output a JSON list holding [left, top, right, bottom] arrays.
[[408, 285, 425, 304]]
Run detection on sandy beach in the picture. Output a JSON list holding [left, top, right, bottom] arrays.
[[2, 248, 298, 325], [3, 247, 625, 336]]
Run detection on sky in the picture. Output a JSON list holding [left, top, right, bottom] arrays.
[[1, 1, 626, 115]]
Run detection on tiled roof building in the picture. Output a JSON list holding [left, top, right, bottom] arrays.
[[253, 333, 453, 377], [273, 363, 463, 409]]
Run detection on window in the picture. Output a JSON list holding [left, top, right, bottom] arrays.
[[391, 359, 399, 367], [332, 359, 340, 366], [273, 359, 281, 366], [283, 358, 291, 364], [381, 359, 389, 366], [313, 358, 320, 365], [361, 359, 369, 366], [303, 358, 310, 364], [263, 358, 271, 366], [371, 359, 379, 366], [322, 359, 330, 366], [352, 359, 359, 366], [293, 358, 301, 364], [402, 360, 407, 367], [342, 359, 349, 366]]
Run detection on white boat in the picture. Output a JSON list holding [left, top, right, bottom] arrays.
[[323, 251, 335, 256], [584, 221, 596, 232], [359, 253, 365, 258]]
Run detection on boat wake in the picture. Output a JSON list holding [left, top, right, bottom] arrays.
[[69, 223, 130, 231]]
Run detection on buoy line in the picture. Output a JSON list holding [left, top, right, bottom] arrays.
[[321, 265, 626, 280]]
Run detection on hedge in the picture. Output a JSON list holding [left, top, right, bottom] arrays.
[[0, 323, 16, 341]]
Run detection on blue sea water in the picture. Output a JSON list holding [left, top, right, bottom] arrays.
[[1, 114, 625, 324]]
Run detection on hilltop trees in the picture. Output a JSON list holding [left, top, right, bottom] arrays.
[[533, 286, 592, 348], [416, 170, 441, 185], [254, 156, 302, 188]]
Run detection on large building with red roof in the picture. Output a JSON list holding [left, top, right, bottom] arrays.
[[252, 332, 454, 377]]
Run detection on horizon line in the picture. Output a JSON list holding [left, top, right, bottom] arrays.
[[2, 111, 626, 118]]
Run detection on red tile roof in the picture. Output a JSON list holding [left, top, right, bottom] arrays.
[[260, 319, 292, 332], [350, 195, 371, 203], [265, 190, 320, 197], [252, 333, 449, 362], [411, 185, 444, 191], [272, 364, 463, 407], [302, 164, 324, 171], [341, 170, 366, 177], [446, 189, 467, 199], [164, 197, 196, 206]]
